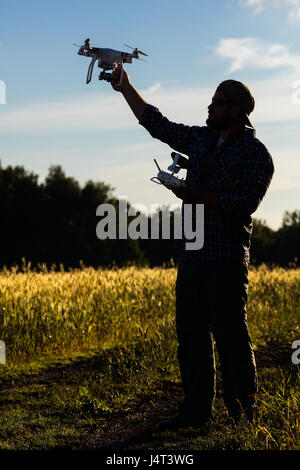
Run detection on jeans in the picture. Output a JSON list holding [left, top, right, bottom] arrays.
[[175, 255, 257, 420]]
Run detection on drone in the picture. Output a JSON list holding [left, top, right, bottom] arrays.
[[74, 38, 147, 85], [151, 153, 187, 191]]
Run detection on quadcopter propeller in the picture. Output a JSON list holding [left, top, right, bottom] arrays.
[[73, 39, 91, 49], [124, 44, 148, 56], [124, 43, 135, 51]]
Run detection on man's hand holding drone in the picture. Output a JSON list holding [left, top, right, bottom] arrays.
[[110, 65, 148, 121], [111, 64, 131, 93]]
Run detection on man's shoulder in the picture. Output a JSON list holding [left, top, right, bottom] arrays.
[[241, 130, 274, 173], [243, 129, 272, 157]]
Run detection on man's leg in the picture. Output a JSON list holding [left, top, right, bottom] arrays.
[[175, 256, 215, 421], [207, 262, 257, 421]]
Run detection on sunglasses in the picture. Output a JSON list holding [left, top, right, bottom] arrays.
[[211, 98, 234, 107]]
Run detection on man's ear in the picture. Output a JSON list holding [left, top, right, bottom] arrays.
[[231, 104, 244, 122]]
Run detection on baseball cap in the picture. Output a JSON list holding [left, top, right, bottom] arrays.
[[216, 79, 255, 128]]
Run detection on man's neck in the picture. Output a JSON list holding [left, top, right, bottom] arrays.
[[220, 123, 245, 140]]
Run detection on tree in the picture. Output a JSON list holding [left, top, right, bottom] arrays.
[[275, 210, 300, 266], [0, 163, 144, 269], [251, 218, 276, 266], [0, 162, 43, 266], [0, 161, 299, 268]]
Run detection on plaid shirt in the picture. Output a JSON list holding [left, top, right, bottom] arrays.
[[139, 104, 275, 264]]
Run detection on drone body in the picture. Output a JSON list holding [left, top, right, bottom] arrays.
[[75, 38, 147, 84]]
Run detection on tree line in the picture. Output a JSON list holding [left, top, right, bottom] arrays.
[[0, 162, 298, 269]]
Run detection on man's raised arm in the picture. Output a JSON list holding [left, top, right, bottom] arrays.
[[111, 64, 148, 121], [111, 65, 198, 156]]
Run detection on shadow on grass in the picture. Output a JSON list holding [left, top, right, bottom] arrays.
[[255, 343, 292, 369], [0, 338, 292, 390], [0, 341, 296, 450]]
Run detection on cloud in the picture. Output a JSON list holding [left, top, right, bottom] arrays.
[[242, 0, 300, 19], [243, 0, 265, 14], [0, 71, 299, 136], [0, 93, 137, 134], [0, 37, 300, 137], [264, 149, 300, 191], [0, 84, 211, 135], [215, 37, 300, 74], [214, 37, 300, 125]]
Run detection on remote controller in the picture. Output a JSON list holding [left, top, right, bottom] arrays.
[[155, 171, 186, 190], [151, 154, 186, 190]]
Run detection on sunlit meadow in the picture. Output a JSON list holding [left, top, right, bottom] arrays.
[[0, 262, 299, 450]]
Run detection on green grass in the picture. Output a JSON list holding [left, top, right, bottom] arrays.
[[0, 264, 299, 450]]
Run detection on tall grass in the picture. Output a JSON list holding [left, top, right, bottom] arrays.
[[0, 263, 176, 363], [0, 262, 299, 450], [0, 263, 299, 364]]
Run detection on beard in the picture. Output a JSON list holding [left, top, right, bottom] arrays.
[[206, 114, 232, 130]]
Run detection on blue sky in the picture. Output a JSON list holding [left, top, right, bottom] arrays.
[[1, 0, 300, 229]]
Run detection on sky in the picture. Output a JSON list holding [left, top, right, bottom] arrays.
[[1, 0, 300, 229]]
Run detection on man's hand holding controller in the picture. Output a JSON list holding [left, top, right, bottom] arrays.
[[156, 171, 187, 191]]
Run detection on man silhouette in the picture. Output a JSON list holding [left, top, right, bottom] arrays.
[[111, 66, 274, 429]]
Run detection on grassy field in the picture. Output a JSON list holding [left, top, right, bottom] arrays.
[[0, 262, 299, 451]]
